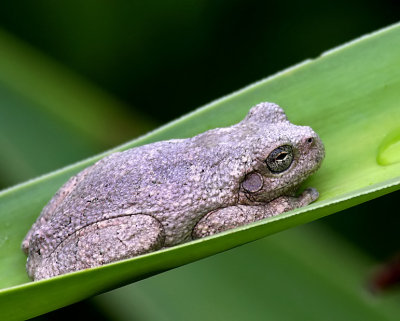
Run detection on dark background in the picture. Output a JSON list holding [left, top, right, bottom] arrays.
[[0, 1, 399, 320], [0, 0, 398, 123]]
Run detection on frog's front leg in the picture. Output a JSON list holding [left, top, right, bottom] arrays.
[[192, 188, 319, 239]]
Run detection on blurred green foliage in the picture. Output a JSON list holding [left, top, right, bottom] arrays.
[[0, 0, 399, 320], [0, 30, 155, 189], [0, 0, 398, 122]]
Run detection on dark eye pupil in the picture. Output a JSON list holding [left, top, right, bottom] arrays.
[[266, 145, 293, 173], [275, 152, 287, 161]]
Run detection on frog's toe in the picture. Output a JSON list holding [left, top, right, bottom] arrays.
[[301, 187, 319, 204]]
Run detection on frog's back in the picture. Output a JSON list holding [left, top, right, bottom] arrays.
[[40, 135, 245, 248]]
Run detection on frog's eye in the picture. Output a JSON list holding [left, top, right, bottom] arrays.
[[266, 145, 294, 173]]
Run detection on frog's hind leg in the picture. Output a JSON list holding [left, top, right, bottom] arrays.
[[30, 214, 164, 280], [22, 166, 94, 254]]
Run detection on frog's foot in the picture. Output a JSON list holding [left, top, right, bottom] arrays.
[[28, 214, 164, 280], [295, 187, 319, 206], [192, 187, 319, 239]]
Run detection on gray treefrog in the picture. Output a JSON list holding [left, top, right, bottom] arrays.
[[22, 102, 325, 280]]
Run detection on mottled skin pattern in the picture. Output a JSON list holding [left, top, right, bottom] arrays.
[[22, 102, 325, 280]]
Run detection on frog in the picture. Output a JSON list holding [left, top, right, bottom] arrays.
[[22, 102, 325, 280]]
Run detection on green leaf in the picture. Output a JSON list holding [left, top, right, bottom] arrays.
[[94, 222, 400, 321], [1, 22, 400, 320]]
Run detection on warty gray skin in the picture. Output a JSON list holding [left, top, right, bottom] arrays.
[[22, 102, 325, 280]]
